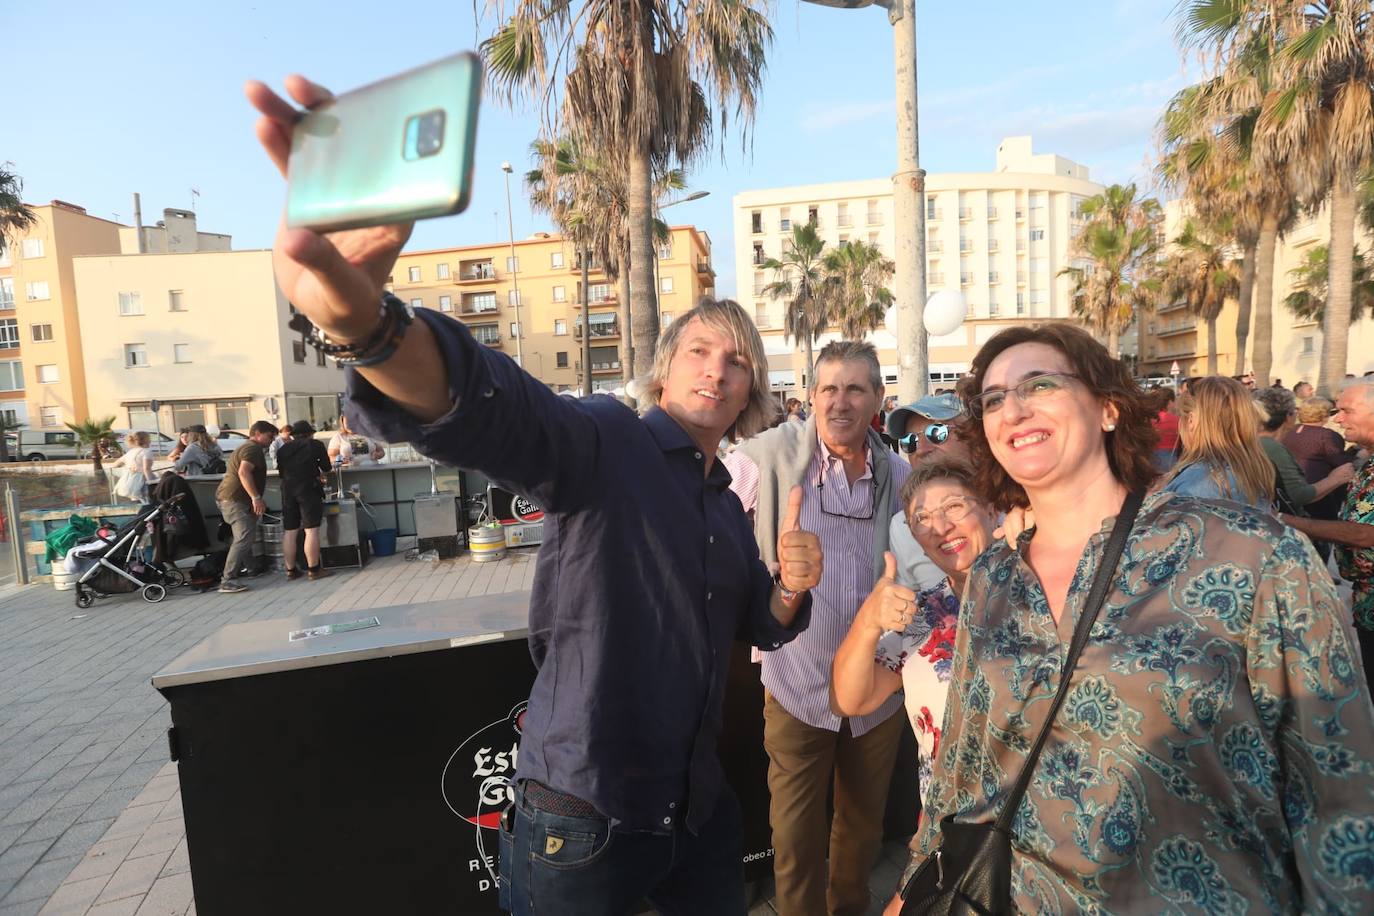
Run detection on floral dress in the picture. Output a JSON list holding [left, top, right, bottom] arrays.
[[874, 577, 961, 811]]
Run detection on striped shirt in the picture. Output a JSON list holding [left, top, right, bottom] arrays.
[[732, 438, 908, 735]]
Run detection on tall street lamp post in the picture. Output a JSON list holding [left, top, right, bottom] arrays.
[[501, 162, 525, 367], [802, 0, 927, 401]]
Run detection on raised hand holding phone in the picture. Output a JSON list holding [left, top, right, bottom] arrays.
[[245, 75, 411, 344], [777, 485, 823, 596], [244, 69, 464, 423]]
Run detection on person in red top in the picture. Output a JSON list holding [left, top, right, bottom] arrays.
[[1151, 388, 1180, 471]]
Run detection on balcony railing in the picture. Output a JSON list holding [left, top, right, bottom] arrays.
[[1015, 209, 1026, 220], [473, 333, 502, 347], [929, 273, 946, 285], [987, 207, 998, 219], [574, 323, 621, 340], [959, 240, 974, 253], [1152, 320, 1197, 336], [960, 273, 974, 286], [867, 214, 883, 226], [752, 251, 767, 265], [959, 207, 974, 221], [989, 303, 1000, 316], [458, 263, 496, 282], [696, 261, 714, 274], [1016, 240, 1027, 252], [927, 240, 942, 253], [591, 361, 622, 374], [1017, 272, 1028, 284], [987, 240, 1000, 252], [988, 271, 1001, 284], [779, 219, 792, 232], [837, 215, 853, 228], [927, 208, 942, 221], [754, 315, 772, 328], [0, 295, 13, 310]]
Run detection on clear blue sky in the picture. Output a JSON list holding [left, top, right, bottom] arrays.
[[4, 0, 1188, 298]]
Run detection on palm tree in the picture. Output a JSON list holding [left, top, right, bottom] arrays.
[[1182, 1, 1374, 392], [1261, 2, 1374, 394], [1284, 244, 1374, 326], [483, 0, 772, 376], [526, 137, 687, 389], [1060, 184, 1162, 358], [762, 223, 829, 387], [66, 417, 116, 477], [1157, 218, 1242, 376], [1163, 13, 1301, 384], [0, 163, 37, 251], [822, 241, 894, 340]]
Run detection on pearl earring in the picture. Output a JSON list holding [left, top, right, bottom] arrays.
[[1104, 423, 1117, 432]]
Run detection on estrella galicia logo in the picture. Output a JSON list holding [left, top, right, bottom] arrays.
[[511, 495, 544, 525], [441, 701, 526, 829]]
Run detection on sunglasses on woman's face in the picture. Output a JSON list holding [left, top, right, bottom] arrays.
[[898, 424, 950, 453]]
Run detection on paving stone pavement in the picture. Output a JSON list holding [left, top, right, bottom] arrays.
[[2, 547, 905, 914]]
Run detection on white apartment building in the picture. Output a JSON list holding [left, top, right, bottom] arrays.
[[732, 136, 1103, 394]]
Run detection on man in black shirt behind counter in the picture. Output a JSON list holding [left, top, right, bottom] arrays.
[[274, 419, 332, 581]]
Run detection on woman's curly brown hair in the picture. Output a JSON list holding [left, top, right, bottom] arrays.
[[954, 323, 1159, 510]]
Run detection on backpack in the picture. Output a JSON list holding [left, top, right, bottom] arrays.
[[204, 456, 227, 475], [189, 551, 227, 591]]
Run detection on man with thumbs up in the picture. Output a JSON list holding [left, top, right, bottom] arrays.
[[730, 340, 911, 916]]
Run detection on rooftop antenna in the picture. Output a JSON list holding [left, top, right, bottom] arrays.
[[190, 188, 200, 212]]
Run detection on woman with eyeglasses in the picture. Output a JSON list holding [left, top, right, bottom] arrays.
[[882, 395, 966, 592], [1161, 376, 1274, 511], [884, 324, 1374, 914], [832, 455, 994, 813]]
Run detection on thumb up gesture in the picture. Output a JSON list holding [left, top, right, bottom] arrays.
[[777, 485, 823, 596], [862, 551, 918, 634]]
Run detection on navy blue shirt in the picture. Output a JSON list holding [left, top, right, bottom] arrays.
[[345, 309, 809, 834]]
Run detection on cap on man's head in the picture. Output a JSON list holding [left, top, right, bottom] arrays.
[[886, 393, 962, 440], [290, 420, 316, 439]]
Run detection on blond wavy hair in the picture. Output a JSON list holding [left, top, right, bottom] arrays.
[[1166, 376, 1274, 506], [638, 297, 779, 440]]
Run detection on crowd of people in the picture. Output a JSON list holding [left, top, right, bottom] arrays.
[[243, 74, 1374, 915]]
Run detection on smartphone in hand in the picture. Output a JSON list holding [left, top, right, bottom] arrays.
[[285, 52, 482, 233]]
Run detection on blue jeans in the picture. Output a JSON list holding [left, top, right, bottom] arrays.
[[498, 781, 746, 915]]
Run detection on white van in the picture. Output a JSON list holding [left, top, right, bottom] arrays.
[[8, 429, 81, 462]]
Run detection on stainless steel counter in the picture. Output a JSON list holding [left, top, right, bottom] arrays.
[[151, 591, 529, 688]]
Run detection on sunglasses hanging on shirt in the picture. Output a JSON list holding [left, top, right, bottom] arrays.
[[898, 424, 950, 454]]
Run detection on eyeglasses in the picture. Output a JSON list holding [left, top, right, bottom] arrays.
[[816, 463, 876, 520], [909, 496, 975, 533], [969, 372, 1079, 419], [898, 424, 950, 454]]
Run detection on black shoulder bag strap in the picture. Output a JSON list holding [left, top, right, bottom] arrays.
[[992, 488, 1144, 833]]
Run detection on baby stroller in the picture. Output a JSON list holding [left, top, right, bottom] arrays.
[[72, 493, 188, 609]]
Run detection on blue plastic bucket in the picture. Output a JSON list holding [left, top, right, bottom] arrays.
[[370, 528, 398, 557]]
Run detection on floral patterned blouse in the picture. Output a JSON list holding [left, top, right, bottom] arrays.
[[910, 490, 1374, 913], [1336, 458, 1374, 630], [874, 577, 961, 811]]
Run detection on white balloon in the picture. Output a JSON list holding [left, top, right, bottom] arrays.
[[924, 290, 966, 337]]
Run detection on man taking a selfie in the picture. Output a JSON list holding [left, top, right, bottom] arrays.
[[246, 74, 823, 916]]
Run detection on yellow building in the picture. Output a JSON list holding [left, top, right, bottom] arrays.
[[733, 136, 1103, 395], [388, 226, 715, 392], [73, 247, 345, 434], [0, 200, 125, 428]]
